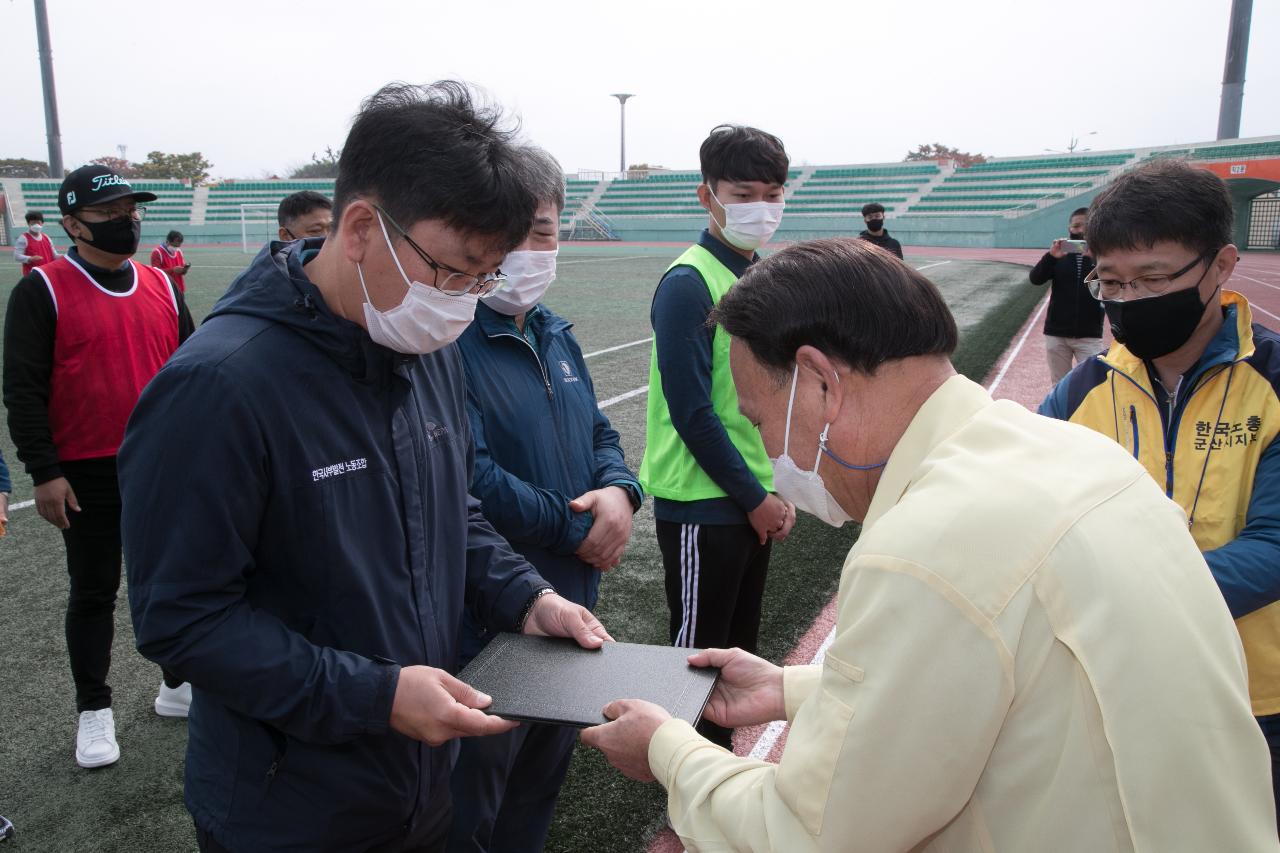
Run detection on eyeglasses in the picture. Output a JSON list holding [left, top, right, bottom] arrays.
[[374, 205, 504, 296], [77, 204, 146, 222], [1085, 248, 1219, 302]]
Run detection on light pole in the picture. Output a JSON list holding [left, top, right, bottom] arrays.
[[1217, 0, 1253, 140], [1044, 131, 1097, 155], [33, 0, 64, 178], [610, 94, 634, 175]]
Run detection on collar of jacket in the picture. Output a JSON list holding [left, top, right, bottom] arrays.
[[1100, 290, 1256, 394], [268, 238, 402, 384], [861, 374, 993, 532], [473, 299, 572, 343]]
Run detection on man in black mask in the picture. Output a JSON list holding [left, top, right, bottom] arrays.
[[857, 202, 903, 259], [2, 164, 196, 769], [1029, 207, 1103, 383], [1040, 159, 1280, 832]]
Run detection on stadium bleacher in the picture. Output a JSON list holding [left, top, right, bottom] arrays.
[[19, 180, 195, 222], [4, 135, 1277, 244], [204, 180, 336, 221], [904, 154, 1134, 215]]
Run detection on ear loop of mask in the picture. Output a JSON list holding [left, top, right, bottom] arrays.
[[357, 210, 413, 309], [707, 184, 728, 230], [815, 369, 886, 471]]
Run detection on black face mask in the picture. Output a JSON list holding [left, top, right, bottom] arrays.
[[1068, 230, 1085, 239], [75, 215, 141, 256], [866, 218, 884, 232], [1104, 283, 1216, 361]]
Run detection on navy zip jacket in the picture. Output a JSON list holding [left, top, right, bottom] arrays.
[[455, 302, 641, 661], [118, 239, 550, 852]]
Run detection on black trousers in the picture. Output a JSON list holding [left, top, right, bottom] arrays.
[[447, 722, 577, 853], [60, 460, 176, 712], [1261, 713, 1280, 835], [657, 520, 771, 749], [197, 820, 450, 853]]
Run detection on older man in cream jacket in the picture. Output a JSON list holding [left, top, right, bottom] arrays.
[[583, 238, 1278, 852]]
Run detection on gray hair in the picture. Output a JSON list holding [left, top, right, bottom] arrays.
[[520, 145, 566, 213]]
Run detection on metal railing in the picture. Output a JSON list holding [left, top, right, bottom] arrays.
[[561, 202, 619, 241]]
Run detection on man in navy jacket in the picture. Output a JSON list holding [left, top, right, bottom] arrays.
[[118, 82, 609, 853], [448, 148, 643, 852]]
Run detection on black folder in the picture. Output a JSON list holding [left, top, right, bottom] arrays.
[[457, 633, 719, 728]]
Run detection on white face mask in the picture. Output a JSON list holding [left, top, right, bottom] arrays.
[[482, 249, 557, 315], [709, 187, 784, 251], [30, 223, 44, 235], [357, 211, 479, 354], [769, 365, 885, 528]]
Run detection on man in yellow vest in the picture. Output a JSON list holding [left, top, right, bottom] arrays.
[[639, 124, 795, 749], [1040, 159, 1280, 827]]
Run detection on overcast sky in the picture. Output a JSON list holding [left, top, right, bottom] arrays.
[[2, 0, 1277, 179]]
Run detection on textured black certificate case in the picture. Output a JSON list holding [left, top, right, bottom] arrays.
[[457, 633, 719, 728]]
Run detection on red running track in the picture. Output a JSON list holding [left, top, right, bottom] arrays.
[[644, 250, 1280, 853]]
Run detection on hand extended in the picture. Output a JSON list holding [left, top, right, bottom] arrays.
[[522, 591, 612, 648], [1049, 238, 1067, 259], [747, 493, 793, 545], [35, 477, 79, 530], [580, 699, 671, 782], [0, 492, 9, 532], [569, 485, 634, 570], [388, 665, 518, 747], [688, 647, 786, 728]]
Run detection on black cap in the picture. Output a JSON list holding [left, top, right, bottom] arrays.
[[59, 165, 157, 215]]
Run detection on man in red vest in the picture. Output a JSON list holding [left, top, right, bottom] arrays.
[[13, 210, 58, 275], [150, 230, 191, 293], [2, 164, 195, 769]]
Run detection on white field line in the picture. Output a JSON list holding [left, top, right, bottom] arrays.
[[986, 297, 1049, 396], [559, 255, 653, 266], [10, 499, 34, 511], [1246, 301, 1280, 324], [913, 260, 952, 272], [1237, 264, 1280, 278], [1234, 273, 1280, 292], [745, 625, 837, 761], [583, 337, 652, 359], [597, 385, 648, 409]]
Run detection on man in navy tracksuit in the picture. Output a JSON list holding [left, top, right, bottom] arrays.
[[448, 147, 642, 853], [117, 83, 610, 853]]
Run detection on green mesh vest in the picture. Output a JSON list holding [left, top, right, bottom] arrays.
[[639, 244, 774, 501]]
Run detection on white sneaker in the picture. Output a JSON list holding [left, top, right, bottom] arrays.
[[76, 708, 120, 768], [154, 681, 192, 718]]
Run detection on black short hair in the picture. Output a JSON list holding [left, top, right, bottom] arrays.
[[712, 238, 958, 378], [334, 81, 536, 253], [1087, 160, 1233, 257], [1070, 207, 1089, 219], [699, 124, 789, 189], [25, 211, 44, 223], [861, 203, 886, 217], [277, 191, 333, 228], [166, 230, 183, 243]]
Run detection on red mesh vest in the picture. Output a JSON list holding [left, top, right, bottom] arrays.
[[35, 256, 180, 461]]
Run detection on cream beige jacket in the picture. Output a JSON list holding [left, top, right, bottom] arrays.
[[649, 375, 1277, 852]]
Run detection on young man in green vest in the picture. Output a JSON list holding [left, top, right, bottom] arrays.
[[639, 124, 795, 749]]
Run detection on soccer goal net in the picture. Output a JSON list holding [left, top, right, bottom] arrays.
[[239, 203, 279, 253]]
